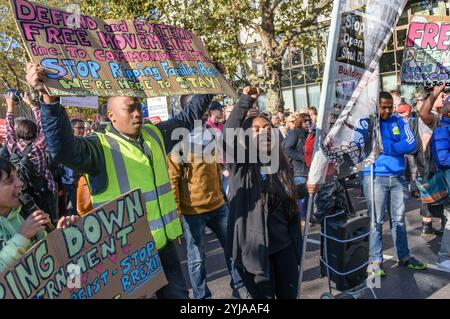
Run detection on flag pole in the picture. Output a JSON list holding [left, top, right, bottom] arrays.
[[297, 0, 341, 299]]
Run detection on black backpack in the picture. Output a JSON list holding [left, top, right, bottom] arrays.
[[10, 143, 48, 195]]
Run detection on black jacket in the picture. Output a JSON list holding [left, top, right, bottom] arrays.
[[282, 128, 308, 177], [224, 95, 302, 278], [38, 95, 213, 194]]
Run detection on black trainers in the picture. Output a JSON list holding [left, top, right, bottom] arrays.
[[421, 222, 439, 236], [232, 286, 249, 299], [398, 257, 427, 270]]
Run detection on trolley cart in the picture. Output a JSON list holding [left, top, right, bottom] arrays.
[[320, 211, 377, 299]]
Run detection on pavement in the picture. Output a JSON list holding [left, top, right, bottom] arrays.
[[175, 183, 450, 299]]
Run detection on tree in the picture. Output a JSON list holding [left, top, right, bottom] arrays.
[[1, 0, 333, 112], [82, 0, 333, 111], [0, 0, 76, 117]]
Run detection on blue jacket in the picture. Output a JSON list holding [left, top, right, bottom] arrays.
[[363, 115, 416, 176], [38, 95, 213, 194], [431, 116, 450, 169]]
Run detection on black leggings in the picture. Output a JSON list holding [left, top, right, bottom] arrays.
[[238, 243, 299, 299]]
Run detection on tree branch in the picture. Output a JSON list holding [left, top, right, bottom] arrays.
[[6, 62, 21, 90], [0, 75, 12, 88], [275, 0, 332, 57]]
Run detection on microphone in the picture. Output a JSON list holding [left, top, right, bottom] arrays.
[[28, 202, 56, 232]]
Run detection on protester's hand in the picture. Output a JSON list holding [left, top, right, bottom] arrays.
[[242, 86, 261, 100], [433, 84, 446, 97], [56, 215, 80, 229], [222, 169, 229, 178], [19, 210, 51, 239], [306, 182, 319, 195], [247, 107, 259, 117], [20, 92, 34, 107], [26, 63, 47, 94], [4, 91, 17, 113]]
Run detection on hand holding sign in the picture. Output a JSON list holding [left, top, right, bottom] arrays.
[[19, 210, 50, 239], [56, 215, 80, 229], [432, 83, 446, 98], [26, 63, 56, 104]]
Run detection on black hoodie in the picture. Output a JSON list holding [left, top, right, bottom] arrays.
[[223, 95, 302, 278]]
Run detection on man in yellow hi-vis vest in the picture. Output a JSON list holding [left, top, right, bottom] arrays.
[[26, 63, 216, 299]]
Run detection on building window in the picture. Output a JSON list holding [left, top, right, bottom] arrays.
[[304, 65, 319, 84], [380, 52, 395, 73], [282, 89, 295, 111], [381, 73, 398, 92], [307, 85, 321, 108], [292, 67, 305, 86], [281, 70, 292, 87], [396, 28, 408, 49], [291, 49, 302, 67], [294, 86, 308, 110]]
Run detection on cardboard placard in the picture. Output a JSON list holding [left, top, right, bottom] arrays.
[[401, 15, 450, 87], [10, 0, 236, 98], [0, 189, 167, 299]]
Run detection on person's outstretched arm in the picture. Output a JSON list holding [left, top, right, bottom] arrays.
[[420, 85, 444, 126], [26, 63, 103, 176], [156, 94, 214, 154]]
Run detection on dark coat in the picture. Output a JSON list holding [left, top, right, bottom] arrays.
[[282, 128, 309, 177], [224, 95, 302, 278]]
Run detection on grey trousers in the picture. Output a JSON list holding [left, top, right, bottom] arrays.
[[438, 209, 450, 263]]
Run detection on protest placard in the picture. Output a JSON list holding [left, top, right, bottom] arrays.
[[401, 15, 450, 88], [10, 0, 236, 98], [0, 189, 167, 299]]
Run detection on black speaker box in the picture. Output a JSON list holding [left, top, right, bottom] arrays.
[[320, 213, 370, 291]]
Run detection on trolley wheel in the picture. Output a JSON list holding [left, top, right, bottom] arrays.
[[320, 292, 334, 299]]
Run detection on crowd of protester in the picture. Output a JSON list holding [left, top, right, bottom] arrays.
[[0, 61, 449, 300]]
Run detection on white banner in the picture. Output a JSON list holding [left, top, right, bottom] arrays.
[[60, 96, 99, 109], [147, 97, 169, 122], [308, 0, 408, 184]]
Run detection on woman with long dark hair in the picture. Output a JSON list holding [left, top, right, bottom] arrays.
[[223, 87, 302, 299]]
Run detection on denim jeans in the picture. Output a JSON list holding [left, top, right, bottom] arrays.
[[363, 175, 410, 263], [181, 204, 243, 299], [294, 176, 307, 186], [222, 176, 230, 200], [439, 209, 450, 263], [155, 240, 190, 299]]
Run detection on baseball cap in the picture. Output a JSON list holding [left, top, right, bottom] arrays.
[[396, 103, 412, 114]]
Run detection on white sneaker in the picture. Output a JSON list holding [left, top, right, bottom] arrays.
[[437, 260, 450, 272]]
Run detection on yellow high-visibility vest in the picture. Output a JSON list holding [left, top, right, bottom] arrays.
[[86, 124, 183, 249]]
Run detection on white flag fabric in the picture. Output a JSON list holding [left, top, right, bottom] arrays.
[[308, 0, 408, 184]]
